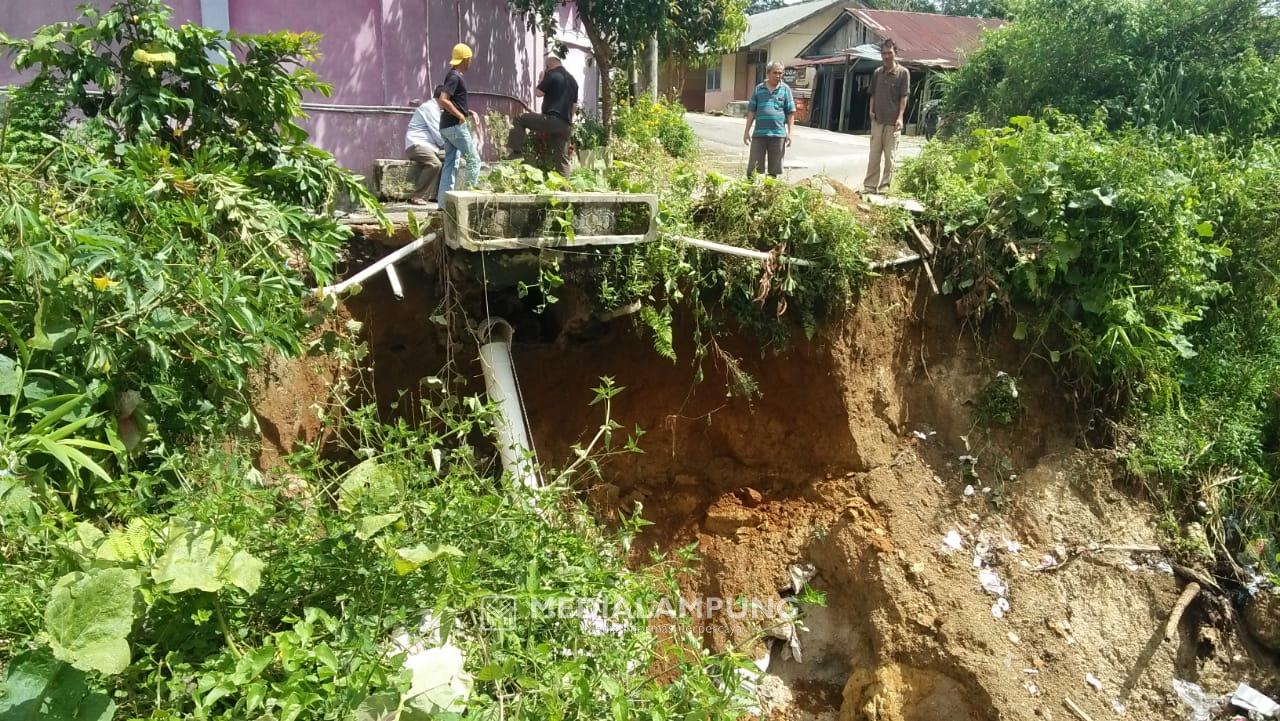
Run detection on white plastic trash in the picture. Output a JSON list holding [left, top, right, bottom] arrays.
[[1231, 683, 1280, 718]]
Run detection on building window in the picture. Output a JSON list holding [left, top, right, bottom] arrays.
[[706, 67, 721, 91], [746, 49, 768, 65]]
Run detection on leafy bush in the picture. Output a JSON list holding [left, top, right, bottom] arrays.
[[0, 76, 71, 164], [943, 0, 1280, 139], [2, 392, 753, 720], [0, 0, 379, 508], [572, 108, 607, 150], [614, 97, 699, 159], [900, 115, 1280, 552], [689, 175, 872, 348]]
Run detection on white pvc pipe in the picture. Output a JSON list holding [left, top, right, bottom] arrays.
[[314, 232, 437, 299], [385, 264, 404, 299], [477, 319, 540, 491], [672, 235, 814, 267]]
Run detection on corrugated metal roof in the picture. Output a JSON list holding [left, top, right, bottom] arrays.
[[848, 9, 1005, 67], [743, 0, 852, 48]]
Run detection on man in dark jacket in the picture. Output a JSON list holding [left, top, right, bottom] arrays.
[[507, 54, 579, 176]]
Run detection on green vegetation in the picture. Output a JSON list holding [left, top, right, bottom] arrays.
[[943, 0, 1280, 139], [0, 3, 763, 719], [901, 117, 1280, 563], [614, 99, 699, 160]]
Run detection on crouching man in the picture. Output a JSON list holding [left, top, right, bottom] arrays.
[[507, 54, 579, 176]]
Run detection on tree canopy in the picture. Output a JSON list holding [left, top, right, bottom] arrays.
[[506, 0, 746, 131]]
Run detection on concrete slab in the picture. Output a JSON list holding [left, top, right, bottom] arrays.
[[374, 159, 415, 202], [443, 191, 658, 251]]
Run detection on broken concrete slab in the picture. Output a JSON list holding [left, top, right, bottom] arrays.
[[443, 191, 657, 251], [374, 159, 416, 202]]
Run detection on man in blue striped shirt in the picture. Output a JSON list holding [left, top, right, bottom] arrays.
[[742, 62, 796, 178]]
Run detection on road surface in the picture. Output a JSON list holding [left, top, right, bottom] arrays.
[[686, 112, 924, 190]]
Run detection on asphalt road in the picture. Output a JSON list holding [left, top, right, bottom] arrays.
[[686, 112, 924, 190]]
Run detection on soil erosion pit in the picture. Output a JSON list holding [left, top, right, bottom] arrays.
[[255, 238, 1280, 720]]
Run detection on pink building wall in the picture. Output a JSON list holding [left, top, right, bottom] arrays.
[[0, 1, 599, 179]]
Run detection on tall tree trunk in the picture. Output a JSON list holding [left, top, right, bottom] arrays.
[[647, 34, 659, 102], [581, 16, 615, 140]]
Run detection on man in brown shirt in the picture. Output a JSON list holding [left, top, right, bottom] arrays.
[[863, 39, 910, 194]]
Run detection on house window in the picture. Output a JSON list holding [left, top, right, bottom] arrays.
[[706, 67, 722, 91], [746, 50, 768, 65]]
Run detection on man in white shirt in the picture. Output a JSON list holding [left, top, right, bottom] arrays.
[[404, 94, 446, 205]]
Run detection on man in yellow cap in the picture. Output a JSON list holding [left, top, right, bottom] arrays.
[[436, 43, 481, 205]]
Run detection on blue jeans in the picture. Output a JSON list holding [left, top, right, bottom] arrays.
[[438, 123, 481, 204]]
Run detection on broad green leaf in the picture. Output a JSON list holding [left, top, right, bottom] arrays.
[[356, 512, 402, 540], [0, 477, 37, 521], [63, 522, 105, 567], [224, 550, 265, 595], [1195, 221, 1214, 238], [131, 48, 176, 66], [401, 645, 472, 718], [392, 544, 463, 576], [352, 692, 401, 721], [339, 459, 399, 512], [0, 354, 18, 397], [231, 645, 276, 685], [152, 522, 263, 595], [0, 650, 115, 721], [31, 316, 77, 353], [45, 568, 140, 676]]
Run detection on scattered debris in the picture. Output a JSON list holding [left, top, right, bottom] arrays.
[[1064, 696, 1097, 721], [788, 562, 817, 594], [1085, 673, 1103, 692], [1172, 678, 1220, 721], [979, 568, 1007, 596], [941, 529, 965, 553], [964, 485, 976, 497], [1230, 683, 1280, 717], [1048, 618, 1077, 645], [1111, 698, 1127, 716]]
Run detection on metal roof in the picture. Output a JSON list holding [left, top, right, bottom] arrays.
[[742, 0, 856, 48], [846, 9, 1005, 67]]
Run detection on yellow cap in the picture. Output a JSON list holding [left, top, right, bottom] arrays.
[[450, 43, 473, 66]]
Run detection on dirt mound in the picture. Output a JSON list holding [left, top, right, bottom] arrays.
[[518, 275, 1280, 721]]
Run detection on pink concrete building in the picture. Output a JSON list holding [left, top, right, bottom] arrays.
[[0, 1, 600, 178]]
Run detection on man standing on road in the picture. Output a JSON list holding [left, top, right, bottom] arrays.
[[436, 43, 482, 205], [742, 61, 795, 178], [404, 91, 446, 205], [507, 54, 579, 176], [863, 39, 910, 194]]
